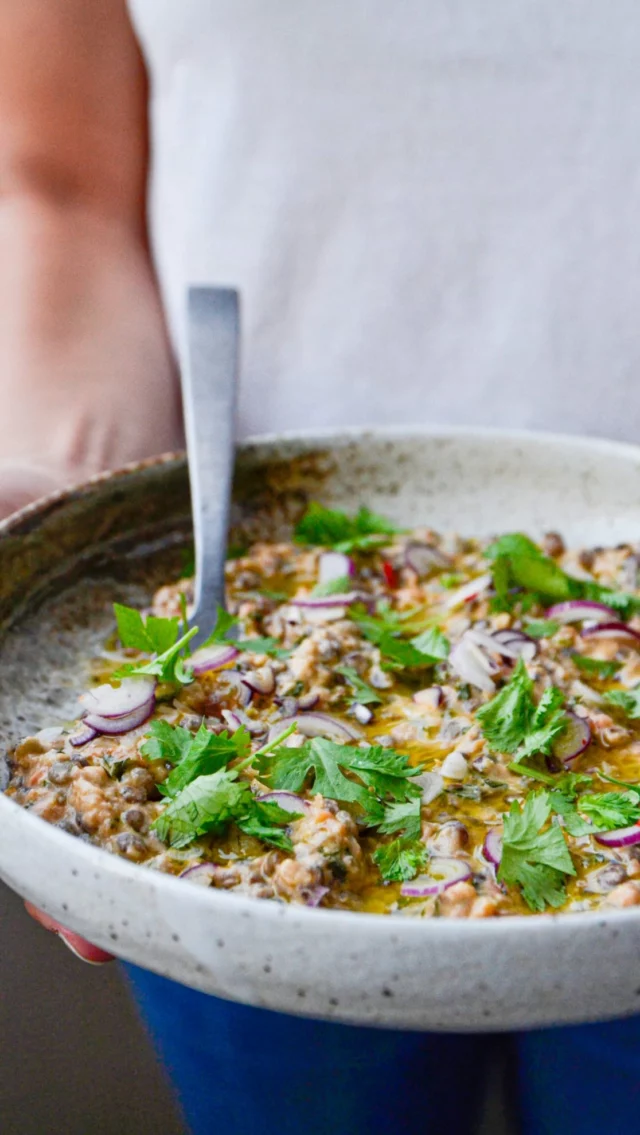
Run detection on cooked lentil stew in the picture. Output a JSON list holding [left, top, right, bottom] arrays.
[[8, 504, 640, 918]]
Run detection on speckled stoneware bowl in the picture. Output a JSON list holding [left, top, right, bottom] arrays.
[[1, 427, 640, 1032]]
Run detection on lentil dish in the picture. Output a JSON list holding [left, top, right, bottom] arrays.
[[8, 504, 640, 919]]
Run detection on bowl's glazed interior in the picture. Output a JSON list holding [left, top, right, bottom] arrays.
[[1, 427, 640, 1032]]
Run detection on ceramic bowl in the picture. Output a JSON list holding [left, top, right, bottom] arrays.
[[1, 427, 640, 1032]]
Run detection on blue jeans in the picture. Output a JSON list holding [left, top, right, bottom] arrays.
[[126, 964, 640, 1135]]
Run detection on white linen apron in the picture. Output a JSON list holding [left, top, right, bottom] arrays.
[[128, 0, 640, 443]]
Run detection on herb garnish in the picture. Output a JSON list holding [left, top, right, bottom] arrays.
[[294, 503, 401, 553], [255, 737, 422, 819], [524, 618, 561, 639], [141, 720, 251, 798], [477, 659, 569, 760], [485, 533, 640, 618], [373, 838, 428, 883], [112, 602, 197, 686], [353, 603, 449, 671], [498, 791, 575, 912], [334, 665, 382, 706], [605, 685, 640, 719], [310, 576, 354, 598], [573, 655, 619, 680]]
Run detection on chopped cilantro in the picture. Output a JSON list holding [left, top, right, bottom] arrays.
[[114, 603, 180, 655], [498, 790, 575, 912], [113, 626, 198, 686], [141, 720, 251, 798], [572, 655, 619, 680], [152, 768, 248, 848], [375, 798, 422, 839], [605, 686, 640, 719], [255, 737, 422, 818], [294, 503, 401, 553], [579, 790, 640, 830], [334, 665, 382, 706], [440, 573, 465, 589], [152, 767, 297, 851], [477, 659, 568, 759], [524, 618, 561, 639], [310, 576, 353, 597], [353, 604, 449, 670], [373, 837, 428, 883], [198, 606, 238, 647], [484, 533, 640, 618]]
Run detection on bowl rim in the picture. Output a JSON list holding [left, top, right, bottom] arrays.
[[2, 422, 640, 939]]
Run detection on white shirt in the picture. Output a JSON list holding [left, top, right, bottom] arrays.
[[128, 0, 640, 442]]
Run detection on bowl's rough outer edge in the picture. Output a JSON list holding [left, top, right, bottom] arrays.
[[1, 426, 640, 1031]]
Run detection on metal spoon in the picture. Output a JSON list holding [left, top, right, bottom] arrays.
[[183, 286, 240, 647]]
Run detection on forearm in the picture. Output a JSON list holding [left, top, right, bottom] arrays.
[[0, 193, 182, 488]]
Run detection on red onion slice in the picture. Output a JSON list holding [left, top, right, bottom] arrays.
[[445, 573, 492, 610], [80, 677, 156, 719], [449, 635, 496, 693], [267, 713, 363, 745], [547, 600, 618, 625], [179, 863, 220, 886], [241, 666, 275, 696], [404, 542, 451, 578], [581, 622, 640, 646], [551, 711, 592, 765], [257, 791, 309, 814], [301, 884, 330, 908], [490, 629, 537, 662], [221, 708, 265, 737], [69, 724, 99, 747], [292, 591, 363, 610], [189, 643, 239, 675], [483, 829, 503, 867], [413, 686, 444, 710], [217, 670, 253, 706], [400, 857, 472, 897], [595, 824, 640, 849], [318, 551, 355, 584], [84, 696, 155, 736]]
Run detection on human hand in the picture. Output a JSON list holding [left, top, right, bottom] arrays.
[[24, 903, 115, 964]]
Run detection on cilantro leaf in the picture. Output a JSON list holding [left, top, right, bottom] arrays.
[[485, 534, 640, 619], [334, 665, 382, 706], [353, 604, 449, 670], [236, 798, 298, 851], [410, 626, 450, 662], [581, 582, 640, 621], [152, 768, 249, 848], [605, 686, 640, 719], [255, 737, 421, 816], [373, 837, 428, 882], [311, 576, 354, 598], [113, 626, 197, 686], [498, 790, 575, 912], [477, 659, 568, 759], [524, 619, 561, 639], [199, 606, 238, 648], [142, 721, 251, 798], [375, 798, 422, 839], [294, 503, 400, 553], [485, 534, 576, 603], [114, 603, 180, 655], [573, 655, 620, 680], [579, 790, 640, 830]]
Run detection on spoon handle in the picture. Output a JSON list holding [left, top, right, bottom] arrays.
[[184, 286, 240, 645]]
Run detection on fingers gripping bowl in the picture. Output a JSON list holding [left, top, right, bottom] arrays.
[[2, 428, 640, 1030]]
